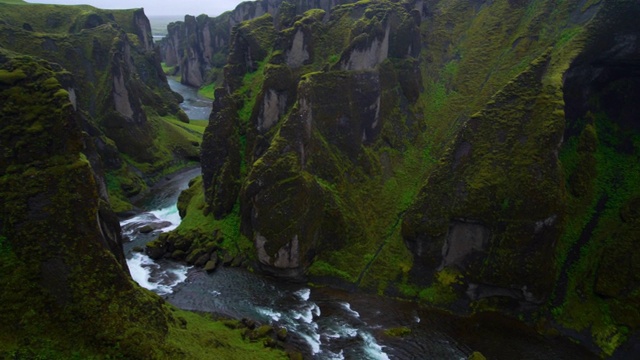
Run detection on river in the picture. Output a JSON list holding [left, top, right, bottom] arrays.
[[117, 81, 597, 360], [118, 167, 596, 360], [167, 77, 212, 120]]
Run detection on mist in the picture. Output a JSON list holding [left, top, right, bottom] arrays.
[[26, 0, 247, 16]]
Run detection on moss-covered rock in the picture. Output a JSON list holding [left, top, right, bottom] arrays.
[[402, 52, 566, 303], [0, 1, 202, 212], [170, 0, 639, 355], [0, 49, 170, 359], [0, 5, 290, 359], [548, 1, 640, 355], [196, 0, 424, 282]]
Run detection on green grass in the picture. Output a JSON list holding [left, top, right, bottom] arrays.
[[198, 82, 215, 100], [236, 60, 267, 124], [161, 62, 176, 75], [554, 111, 640, 356], [190, 119, 209, 128], [172, 177, 254, 259], [165, 309, 287, 360], [103, 109, 205, 212]]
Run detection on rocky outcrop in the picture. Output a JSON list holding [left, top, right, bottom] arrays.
[[0, 2, 200, 212], [195, 1, 422, 279], [402, 52, 565, 303], [176, 0, 640, 356], [399, 0, 640, 356], [0, 49, 172, 359], [157, 0, 358, 87]]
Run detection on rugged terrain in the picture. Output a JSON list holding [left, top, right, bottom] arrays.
[[0, 0, 203, 213], [158, 0, 359, 89], [0, 0, 638, 358], [0, 1, 288, 358], [155, 0, 640, 357]]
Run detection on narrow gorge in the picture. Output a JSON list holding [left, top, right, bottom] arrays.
[[1, 0, 639, 359]]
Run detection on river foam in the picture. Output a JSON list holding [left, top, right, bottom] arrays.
[[149, 206, 182, 231], [127, 253, 189, 295], [122, 173, 197, 296], [360, 331, 390, 360]]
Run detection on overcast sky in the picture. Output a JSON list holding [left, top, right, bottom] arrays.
[[26, 0, 247, 16]]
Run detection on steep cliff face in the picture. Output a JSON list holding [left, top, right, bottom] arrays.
[[550, 2, 640, 356], [0, 3, 292, 358], [195, 1, 424, 279], [158, 11, 237, 87], [175, 0, 640, 356], [0, 50, 171, 359], [401, 0, 640, 356], [0, 2, 200, 212], [0, 45, 289, 360], [158, 0, 358, 87]]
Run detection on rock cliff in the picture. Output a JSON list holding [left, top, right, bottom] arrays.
[[164, 0, 640, 356], [157, 0, 358, 87], [0, 2, 201, 212], [0, 47, 172, 359], [0, 2, 290, 359]]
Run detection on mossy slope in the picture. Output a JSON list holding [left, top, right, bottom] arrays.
[[401, 0, 640, 356], [0, 1, 201, 212], [168, 0, 638, 356], [0, 36, 286, 360]]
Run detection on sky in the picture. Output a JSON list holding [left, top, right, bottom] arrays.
[[26, 0, 247, 16]]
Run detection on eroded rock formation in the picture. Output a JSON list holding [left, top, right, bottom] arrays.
[[0, 3, 200, 212], [0, 48, 171, 360], [172, 0, 640, 356], [157, 0, 358, 87]]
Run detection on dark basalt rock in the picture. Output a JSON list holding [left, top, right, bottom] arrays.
[[204, 258, 218, 272], [0, 47, 170, 357], [138, 221, 173, 234]]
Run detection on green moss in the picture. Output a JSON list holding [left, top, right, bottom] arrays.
[[236, 59, 267, 124], [198, 82, 215, 100], [383, 327, 411, 337], [468, 351, 487, 360], [160, 177, 254, 263], [308, 260, 355, 282], [554, 108, 640, 355], [0, 69, 26, 84], [416, 268, 463, 305]]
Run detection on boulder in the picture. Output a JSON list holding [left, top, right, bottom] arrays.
[[204, 259, 218, 272], [145, 240, 166, 260], [222, 253, 234, 266], [194, 253, 211, 267], [139, 221, 173, 234]]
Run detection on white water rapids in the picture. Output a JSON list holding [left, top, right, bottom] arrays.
[[118, 169, 392, 359]]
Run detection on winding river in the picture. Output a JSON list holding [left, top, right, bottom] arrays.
[[167, 77, 212, 120], [118, 82, 597, 360]]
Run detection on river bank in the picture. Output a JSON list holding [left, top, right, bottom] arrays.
[[116, 166, 596, 359], [113, 75, 602, 359]]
